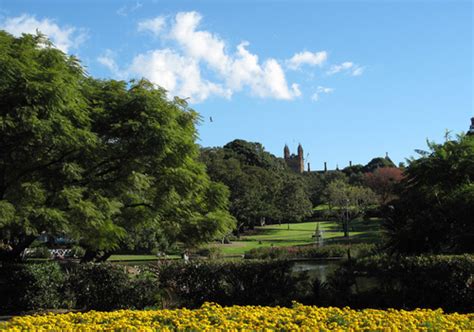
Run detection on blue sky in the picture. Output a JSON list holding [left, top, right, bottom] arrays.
[[1, 0, 472, 170]]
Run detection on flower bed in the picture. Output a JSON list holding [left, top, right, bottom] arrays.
[[1, 303, 472, 331]]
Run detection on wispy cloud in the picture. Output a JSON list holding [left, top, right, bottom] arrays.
[[286, 51, 328, 70], [311, 86, 334, 101], [137, 16, 165, 35], [117, 2, 142, 17], [0, 14, 87, 53], [327, 61, 364, 76]]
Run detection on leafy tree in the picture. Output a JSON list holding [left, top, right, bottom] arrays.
[[326, 179, 377, 237], [383, 134, 474, 254], [364, 167, 403, 204], [0, 32, 235, 261], [363, 156, 396, 173], [276, 176, 313, 229], [201, 141, 313, 235]]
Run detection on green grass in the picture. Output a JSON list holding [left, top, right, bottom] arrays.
[[108, 255, 159, 262], [209, 219, 382, 256]]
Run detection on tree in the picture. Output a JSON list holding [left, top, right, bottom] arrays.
[[364, 167, 403, 204], [363, 156, 396, 173], [326, 179, 377, 237], [383, 134, 474, 254], [0, 32, 235, 261], [276, 176, 313, 229]]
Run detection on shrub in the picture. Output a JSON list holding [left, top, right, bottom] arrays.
[[154, 260, 310, 308], [325, 254, 474, 312], [0, 262, 66, 312], [244, 244, 375, 260]]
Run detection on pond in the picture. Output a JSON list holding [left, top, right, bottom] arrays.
[[291, 260, 340, 283]]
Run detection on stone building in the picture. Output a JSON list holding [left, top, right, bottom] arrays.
[[284, 144, 304, 173], [468, 117, 474, 136]]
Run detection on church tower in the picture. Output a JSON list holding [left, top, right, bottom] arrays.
[[284, 144, 290, 159], [283, 144, 304, 173], [468, 117, 474, 136], [297, 144, 304, 173]]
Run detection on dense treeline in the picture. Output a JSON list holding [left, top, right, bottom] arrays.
[[200, 140, 313, 234]]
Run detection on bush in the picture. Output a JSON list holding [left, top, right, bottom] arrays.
[[154, 260, 310, 308], [324, 254, 474, 312], [244, 244, 375, 260], [0, 262, 66, 312], [66, 263, 159, 310]]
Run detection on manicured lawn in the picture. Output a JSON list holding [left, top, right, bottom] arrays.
[[209, 219, 382, 256], [108, 255, 158, 261]]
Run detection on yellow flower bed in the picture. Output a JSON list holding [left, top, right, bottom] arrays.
[[1, 303, 473, 331]]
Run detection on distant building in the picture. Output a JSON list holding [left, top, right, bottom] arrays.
[[284, 144, 304, 173], [468, 117, 474, 136]]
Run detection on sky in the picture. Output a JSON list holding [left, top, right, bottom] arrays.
[[0, 0, 472, 170]]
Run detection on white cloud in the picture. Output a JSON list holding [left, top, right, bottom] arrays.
[[169, 11, 230, 74], [137, 16, 166, 35], [97, 50, 126, 79], [128, 11, 300, 102], [128, 49, 231, 103], [287, 51, 328, 70], [103, 11, 361, 103], [1, 14, 86, 53], [327, 61, 364, 76], [311, 86, 334, 101]]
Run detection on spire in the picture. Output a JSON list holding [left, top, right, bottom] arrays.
[[284, 144, 290, 159], [297, 143, 303, 157]]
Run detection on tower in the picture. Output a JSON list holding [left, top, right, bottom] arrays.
[[284, 144, 290, 159], [468, 117, 474, 136], [283, 144, 304, 173], [297, 144, 304, 173]]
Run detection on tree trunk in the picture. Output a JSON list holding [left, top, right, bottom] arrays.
[[81, 249, 98, 263], [343, 219, 349, 237], [96, 251, 112, 262]]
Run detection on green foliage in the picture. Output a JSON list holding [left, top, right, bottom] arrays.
[[244, 244, 348, 259], [383, 134, 474, 254], [0, 262, 66, 311], [347, 254, 474, 312], [325, 179, 377, 236], [0, 31, 235, 260], [200, 142, 312, 234], [66, 263, 159, 310], [244, 243, 376, 260], [154, 260, 310, 308], [363, 156, 396, 173]]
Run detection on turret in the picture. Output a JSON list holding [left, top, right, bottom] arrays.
[[284, 145, 290, 159], [297, 144, 303, 157], [297, 144, 304, 173], [468, 117, 474, 136]]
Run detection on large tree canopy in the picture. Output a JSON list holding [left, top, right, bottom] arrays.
[[383, 134, 474, 254], [0, 32, 235, 261]]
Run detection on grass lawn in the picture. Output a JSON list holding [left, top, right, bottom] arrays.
[[108, 255, 158, 262], [209, 218, 382, 256]]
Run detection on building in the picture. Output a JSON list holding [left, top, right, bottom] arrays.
[[468, 117, 474, 136], [283, 144, 304, 173]]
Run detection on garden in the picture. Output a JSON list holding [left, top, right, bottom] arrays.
[[0, 29, 473, 330]]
